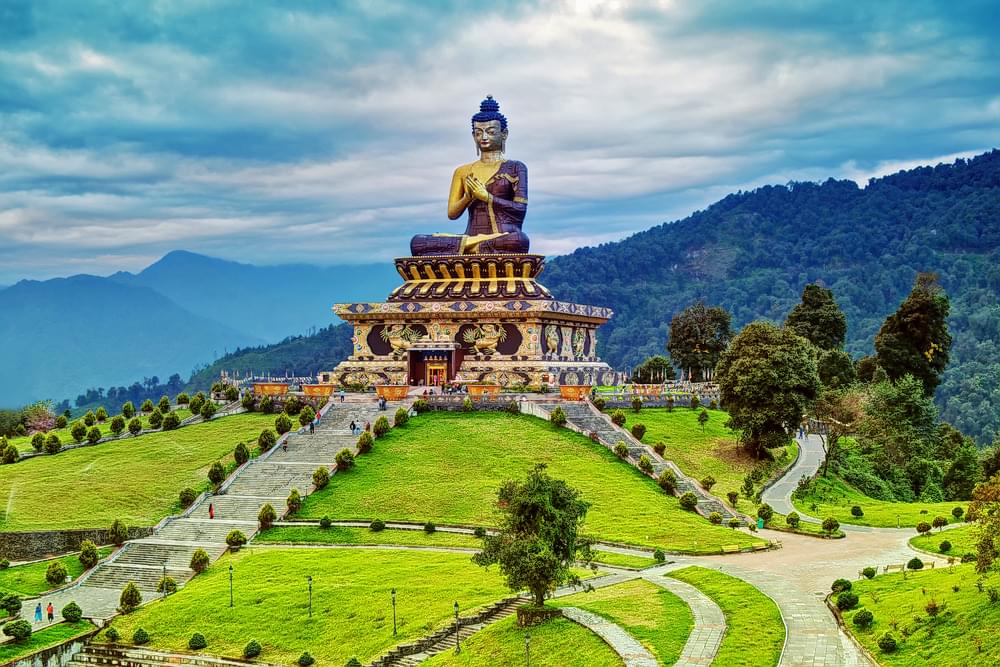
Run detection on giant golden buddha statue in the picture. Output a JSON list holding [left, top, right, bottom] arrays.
[[410, 96, 529, 256]]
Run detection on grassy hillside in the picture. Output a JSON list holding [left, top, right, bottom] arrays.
[[299, 412, 762, 554], [0, 413, 273, 531], [7, 409, 193, 453]]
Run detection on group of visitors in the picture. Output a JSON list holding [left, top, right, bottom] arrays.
[[349, 420, 370, 436], [33, 602, 54, 623]]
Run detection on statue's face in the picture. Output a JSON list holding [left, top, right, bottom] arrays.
[[472, 120, 506, 152]]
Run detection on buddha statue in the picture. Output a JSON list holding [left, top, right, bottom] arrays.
[[410, 96, 530, 256]]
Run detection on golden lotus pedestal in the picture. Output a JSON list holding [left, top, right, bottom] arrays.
[[325, 254, 615, 390]]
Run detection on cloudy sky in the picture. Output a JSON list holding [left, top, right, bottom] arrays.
[[1, 0, 997, 284]]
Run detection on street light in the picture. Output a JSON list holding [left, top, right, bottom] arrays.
[[391, 588, 397, 636], [525, 631, 531, 667], [162, 562, 167, 599], [307, 576, 313, 618], [453, 601, 461, 654], [229, 564, 233, 608]]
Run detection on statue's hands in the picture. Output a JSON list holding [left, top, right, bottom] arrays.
[[464, 175, 490, 202]]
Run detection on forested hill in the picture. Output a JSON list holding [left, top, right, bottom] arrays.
[[543, 150, 1000, 444]]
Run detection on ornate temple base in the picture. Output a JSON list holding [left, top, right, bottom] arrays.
[[390, 254, 551, 301]]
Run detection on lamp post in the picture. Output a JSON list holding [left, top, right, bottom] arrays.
[[162, 562, 167, 599], [307, 576, 313, 618], [453, 601, 461, 654], [391, 588, 397, 636], [525, 631, 531, 667], [229, 564, 233, 608]]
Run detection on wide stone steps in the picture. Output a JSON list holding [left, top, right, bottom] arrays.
[[81, 564, 191, 591], [224, 464, 316, 496], [69, 645, 278, 667], [154, 518, 253, 544], [113, 543, 220, 570], [191, 495, 283, 521]]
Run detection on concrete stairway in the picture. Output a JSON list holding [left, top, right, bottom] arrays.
[[544, 401, 745, 525], [69, 644, 280, 667]]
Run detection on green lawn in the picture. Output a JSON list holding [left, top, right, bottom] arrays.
[[792, 474, 968, 529], [256, 525, 482, 549], [0, 413, 275, 531], [846, 565, 1000, 666], [908, 523, 978, 558], [614, 408, 797, 500], [0, 547, 114, 596], [299, 412, 763, 554], [0, 620, 95, 663], [102, 548, 513, 666], [769, 512, 845, 538], [423, 614, 621, 667], [587, 551, 658, 569], [551, 579, 693, 665], [667, 566, 784, 667], [9, 410, 194, 453]]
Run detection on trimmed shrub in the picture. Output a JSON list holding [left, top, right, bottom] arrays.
[[31, 432, 45, 451], [83, 411, 96, 427], [225, 385, 239, 402], [939, 540, 952, 553], [836, 591, 859, 610], [657, 469, 677, 494], [756, 503, 774, 524], [549, 407, 567, 427], [71, 421, 87, 443], [106, 628, 120, 642], [506, 400, 521, 415], [952, 506, 964, 520], [610, 409, 626, 426], [189, 395, 205, 415], [424, 521, 436, 534], [179, 487, 197, 507], [119, 582, 142, 612], [234, 442, 250, 465], [831, 579, 852, 593], [44, 433, 62, 454], [373, 415, 390, 437], [653, 548, 665, 563], [157, 576, 177, 595], [336, 448, 355, 471], [176, 393, 190, 405], [822, 517, 840, 535], [2, 445, 18, 464], [188, 633, 207, 650], [286, 489, 302, 514], [127, 418, 142, 436], [79, 540, 99, 569], [258, 504, 277, 531], [916, 521, 932, 535], [785, 512, 801, 528], [46, 560, 68, 586], [726, 491, 739, 506], [474, 526, 487, 539], [244, 640, 262, 659], [689, 396, 700, 410], [61, 601, 83, 622], [109, 519, 128, 546], [313, 466, 330, 490], [613, 441, 629, 459], [96, 407, 108, 422], [162, 412, 181, 430], [298, 652, 314, 667], [241, 393, 255, 411], [320, 516, 332, 529], [148, 409, 163, 429], [708, 512, 723, 525], [653, 441, 666, 455], [258, 429, 277, 451], [728, 517, 741, 529], [156, 396, 170, 413], [208, 461, 226, 486], [283, 395, 302, 416], [55, 415, 68, 429], [190, 548, 210, 573], [370, 519, 386, 532], [853, 609, 873, 628], [275, 414, 293, 435], [1, 593, 21, 616], [109, 415, 126, 435], [701, 476, 716, 492], [122, 401, 136, 419], [630, 423, 646, 441], [412, 398, 430, 413], [226, 530, 247, 548], [862, 567, 877, 579], [394, 407, 409, 426], [200, 401, 217, 420], [907, 557, 924, 570], [258, 396, 273, 414], [679, 492, 698, 511], [85, 425, 101, 444], [878, 632, 897, 653], [592, 397, 606, 410], [631, 396, 642, 413], [132, 627, 150, 645], [299, 405, 316, 427], [851, 505, 864, 517], [3, 619, 32, 642], [357, 431, 374, 454], [141, 399, 154, 413], [637, 454, 653, 473], [462, 398, 475, 412], [932, 515, 948, 530]]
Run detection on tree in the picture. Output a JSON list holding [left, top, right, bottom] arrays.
[[473, 464, 589, 608], [86, 426, 101, 444], [161, 412, 180, 430], [630, 355, 676, 383], [785, 284, 847, 350], [200, 400, 217, 420], [969, 473, 1000, 574], [121, 401, 135, 419], [79, 540, 99, 569], [874, 273, 952, 396], [258, 429, 277, 451], [208, 461, 226, 486], [299, 405, 316, 427], [70, 421, 87, 443], [811, 387, 862, 477], [44, 433, 61, 454], [697, 409, 709, 432], [234, 442, 250, 465], [275, 414, 292, 435], [2, 619, 31, 642], [109, 415, 126, 436], [148, 409, 163, 429], [716, 321, 820, 458], [127, 417, 142, 436], [822, 517, 840, 536], [286, 488, 302, 514], [817, 349, 856, 389], [942, 436, 981, 500], [83, 411, 96, 427], [140, 399, 154, 413], [46, 560, 68, 586], [109, 519, 128, 545], [119, 582, 142, 612], [258, 503, 277, 530], [667, 302, 733, 381], [95, 406, 108, 422], [190, 548, 211, 573], [158, 396, 170, 413]]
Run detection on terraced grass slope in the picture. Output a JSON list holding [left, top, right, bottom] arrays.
[[846, 565, 1000, 666], [102, 548, 512, 666], [908, 524, 977, 557], [7, 410, 194, 453], [0, 547, 113, 596], [793, 474, 968, 529], [299, 412, 762, 553], [0, 413, 274, 531]]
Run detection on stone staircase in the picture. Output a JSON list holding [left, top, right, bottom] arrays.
[[369, 596, 529, 666], [68, 644, 280, 667], [543, 401, 745, 525]]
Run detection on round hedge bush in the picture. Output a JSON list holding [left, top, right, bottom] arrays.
[[708, 512, 723, 525], [939, 540, 952, 553], [679, 492, 698, 511], [61, 601, 83, 623], [45, 560, 68, 586], [370, 519, 386, 532], [188, 633, 207, 650], [852, 609, 873, 628], [836, 591, 859, 611], [851, 505, 864, 517], [298, 652, 314, 667], [831, 578, 852, 593], [244, 640, 262, 659], [878, 632, 897, 653], [907, 557, 924, 570], [132, 627, 149, 645]]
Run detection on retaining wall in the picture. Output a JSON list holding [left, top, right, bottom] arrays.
[[0, 528, 153, 561]]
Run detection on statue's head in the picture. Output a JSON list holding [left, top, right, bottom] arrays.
[[471, 95, 507, 153]]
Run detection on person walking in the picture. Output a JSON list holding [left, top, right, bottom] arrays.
[[34, 603, 42, 623], [46, 602, 54, 621], [208, 503, 214, 520], [309, 421, 315, 435], [349, 420, 357, 435], [364, 421, 371, 433], [340, 389, 345, 403]]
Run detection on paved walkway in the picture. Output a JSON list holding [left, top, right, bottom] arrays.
[[762, 433, 824, 519], [642, 573, 725, 667], [560, 607, 658, 667]]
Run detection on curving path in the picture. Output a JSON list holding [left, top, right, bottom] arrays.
[[560, 607, 658, 667], [762, 433, 824, 520], [641, 573, 725, 667]]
